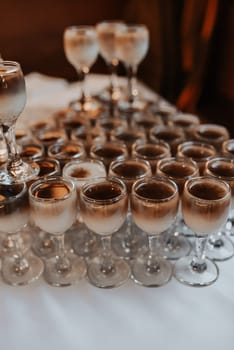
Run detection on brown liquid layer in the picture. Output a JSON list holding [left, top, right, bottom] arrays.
[[113, 162, 148, 178], [136, 182, 175, 200], [34, 183, 70, 199], [189, 181, 228, 200], [70, 168, 90, 178], [209, 162, 234, 178], [38, 161, 57, 176], [84, 183, 122, 200], [94, 146, 124, 158], [137, 145, 166, 157], [161, 162, 195, 178], [182, 146, 214, 159]]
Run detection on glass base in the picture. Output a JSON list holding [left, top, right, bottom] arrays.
[[2, 252, 44, 286], [87, 257, 130, 288], [44, 252, 86, 287], [0, 161, 39, 184], [131, 255, 172, 287], [96, 85, 126, 104], [117, 98, 148, 113], [0, 230, 31, 256], [70, 222, 101, 259], [160, 233, 192, 260], [174, 256, 219, 287], [31, 230, 57, 259], [205, 234, 234, 261], [225, 219, 234, 236], [111, 222, 148, 259], [69, 97, 103, 116]]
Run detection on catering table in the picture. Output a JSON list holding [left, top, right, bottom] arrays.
[[1, 73, 234, 350]]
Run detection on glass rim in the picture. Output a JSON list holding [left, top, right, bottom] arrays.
[[132, 140, 171, 160], [132, 176, 179, 203], [157, 156, 199, 180], [205, 157, 234, 181], [0, 182, 27, 204], [64, 25, 96, 34], [194, 123, 229, 140], [29, 176, 75, 203], [47, 141, 86, 159], [177, 141, 216, 160], [109, 158, 152, 180], [184, 176, 231, 203], [80, 176, 127, 204]]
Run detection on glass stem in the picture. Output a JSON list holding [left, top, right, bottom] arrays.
[[191, 236, 208, 272], [100, 235, 114, 274], [3, 124, 22, 172], [127, 65, 138, 103], [108, 60, 118, 96], [78, 67, 89, 107], [55, 234, 71, 273], [11, 232, 30, 275], [146, 235, 161, 273]]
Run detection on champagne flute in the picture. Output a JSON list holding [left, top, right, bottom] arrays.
[[96, 20, 126, 104], [0, 61, 39, 183], [115, 24, 149, 112], [64, 26, 100, 115], [174, 176, 231, 287]]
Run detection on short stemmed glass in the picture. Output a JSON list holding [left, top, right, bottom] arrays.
[[80, 177, 130, 288], [115, 24, 149, 112], [29, 176, 86, 286], [64, 26, 100, 114], [96, 21, 126, 104], [174, 176, 231, 287], [0, 182, 43, 285], [63, 159, 106, 258], [131, 177, 179, 286], [204, 157, 234, 259], [222, 139, 234, 157], [109, 158, 151, 258], [157, 157, 199, 259], [0, 61, 39, 183]]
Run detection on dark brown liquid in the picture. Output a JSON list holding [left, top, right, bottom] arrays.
[[136, 145, 166, 157], [84, 182, 122, 200], [64, 120, 84, 129], [182, 146, 214, 159], [70, 168, 90, 178], [94, 146, 124, 159], [52, 144, 83, 158], [189, 181, 228, 200], [161, 162, 196, 178], [100, 121, 115, 130], [136, 120, 156, 129], [15, 130, 28, 140], [174, 120, 192, 128], [21, 145, 42, 158], [115, 132, 141, 143], [209, 161, 234, 178], [0, 184, 28, 215], [136, 182, 175, 200], [113, 162, 148, 178], [34, 182, 70, 199], [155, 130, 181, 141], [0, 184, 24, 201], [37, 160, 58, 176], [198, 129, 224, 139], [39, 132, 64, 144]]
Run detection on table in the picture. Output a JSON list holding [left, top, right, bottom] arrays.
[[1, 74, 234, 350]]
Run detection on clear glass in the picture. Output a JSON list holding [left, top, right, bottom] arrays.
[[109, 158, 151, 258], [157, 157, 199, 259], [191, 123, 229, 151], [64, 26, 101, 114], [149, 125, 185, 156], [222, 139, 234, 157], [96, 21, 126, 104], [204, 157, 234, 259], [63, 159, 106, 258], [80, 177, 130, 288], [47, 141, 86, 169], [115, 24, 149, 112], [110, 125, 146, 154], [0, 182, 43, 285], [29, 176, 86, 286], [174, 176, 231, 287], [130, 177, 179, 286], [0, 61, 39, 183]]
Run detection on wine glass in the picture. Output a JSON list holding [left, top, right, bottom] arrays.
[[80, 177, 130, 288], [29, 176, 86, 286], [174, 176, 231, 287], [63, 159, 106, 258], [96, 21, 126, 104], [130, 177, 179, 286], [115, 24, 149, 112], [0, 182, 43, 285], [204, 157, 234, 260], [63, 26, 101, 115], [0, 61, 39, 183]]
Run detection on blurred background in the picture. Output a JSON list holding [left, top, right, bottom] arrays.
[[1, 0, 233, 133]]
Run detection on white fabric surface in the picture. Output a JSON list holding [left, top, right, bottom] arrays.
[[1, 74, 234, 350]]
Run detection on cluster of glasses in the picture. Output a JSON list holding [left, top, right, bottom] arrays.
[[1, 37, 234, 289]]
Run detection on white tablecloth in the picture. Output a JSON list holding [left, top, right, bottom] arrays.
[[1, 74, 234, 350]]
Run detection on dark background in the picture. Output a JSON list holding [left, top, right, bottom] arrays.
[[1, 0, 233, 134]]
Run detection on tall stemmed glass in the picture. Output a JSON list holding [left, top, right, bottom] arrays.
[[174, 176, 231, 287], [80, 177, 130, 288], [96, 21, 126, 104], [64, 26, 100, 114], [0, 182, 43, 285], [115, 24, 149, 112], [29, 176, 86, 286], [131, 177, 179, 286], [0, 61, 39, 183]]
